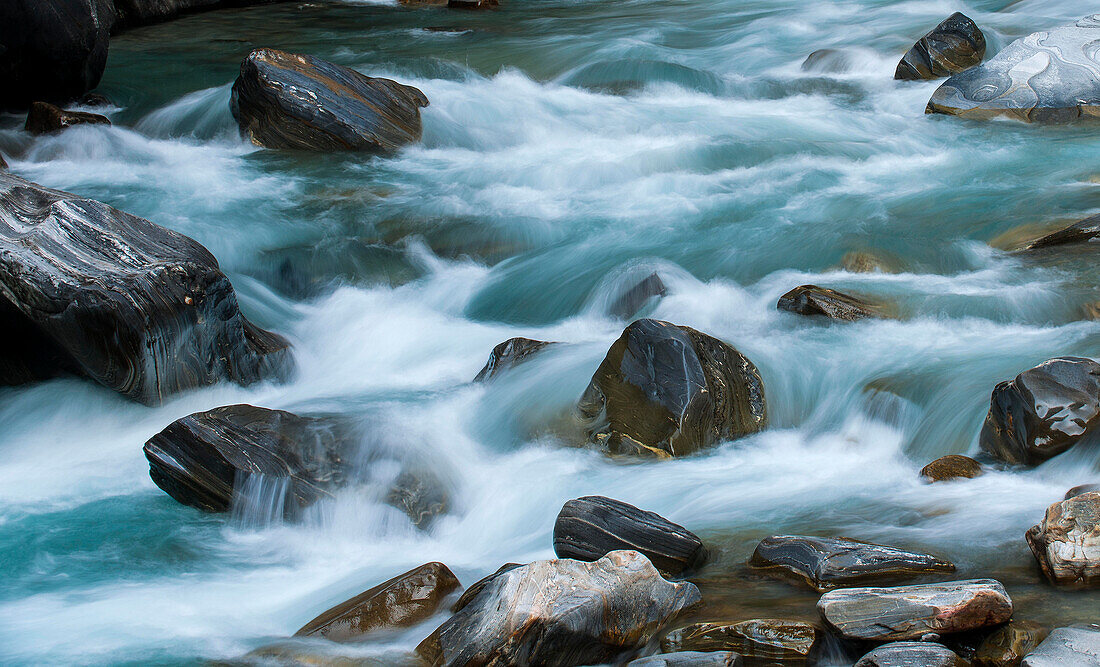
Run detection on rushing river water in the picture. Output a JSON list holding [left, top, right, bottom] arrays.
[[2, 0, 1100, 664]]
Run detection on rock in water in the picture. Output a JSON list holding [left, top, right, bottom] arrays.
[[473, 337, 553, 381], [295, 562, 460, 642], [927, 15, 1100, 122], [801, 49, 853, 74], [578, 319, 767, 457], [1022, 624, 1100, 667], [974, 620, 1049, 666], [978, 357, 1100, 466], [750, 535, 954, 591], [143, 404, 351, 514], [451, 563, 522, 613], [777, 285, 878, 321], [1025, 491, 1100, 588], [817, 579, 1013, 641], [609, 272, 668, 319], [419, 550, 700, 667], [895, 13, 986, 81], [24, 100, 110, 134], [553, 496, 706, 576], [629, 653, 743, 666], [1068, 484, 1100, 499], [856, 642, 967, 667], [920, 455, 983, 482], [448, 0, 498, 8], [230, 48, 429, 152], [0, 172, 291, 403], [661, 620, 820, 664], [1026, 214, 1100, 250], [385, 468, 449, 529]]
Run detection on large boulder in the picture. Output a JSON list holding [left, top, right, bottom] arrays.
[[817, 579, 1013, 642], [417, 550, 700, 667], [553, 495, 706, 577], [1025, 491, 1100, 588], [24, 100, 110, 135], [473, 337, 553, 381], [974, 620, 1049, 666], [777, 285, 879, 321], [895, 13, 986, 81], [0, 173, 291, 402], [578, 319, 767, 458], [750, 535, 954, 591], [230, 48, 429, 152], [978, 357, 1100, 466], [660, 620, 821, 664], [856, 642, 967, 667], [927, 15, 1100, 122], [1022, 624, 1100, 667]]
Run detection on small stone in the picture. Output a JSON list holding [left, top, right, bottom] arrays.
[[895, 13, 986, 81], [856, 642, 968, 667], [1021, 624, 1100, 666], [1025, 492, 1100, 588], [629, 652, 743, 666], [24, 100, 110, 135], [661, 620, 820, 664], [921, 455, 983, 482], [473, 337, 553, 381], [609, 272, 668, 319], [385, 468, 449, 529], [973, 620, 1049, 666], [777, 285, 879, 321]]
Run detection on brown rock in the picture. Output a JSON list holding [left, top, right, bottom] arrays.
[[1025, 492, 1100, 588], [921, 455, 984, 482], [777, 285, 879, 321], [1068, 484, 1100, 499], [973, 620, 1049, 666], [24, 100, 109, 134], [661, 620, 821, 664], [895, 13, 986, 81], [841, 250, 896, 274]]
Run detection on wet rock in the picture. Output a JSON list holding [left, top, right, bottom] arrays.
[[384, 468, 448, 529], [111, 0, 276, 29], [610, 272, 668, 319], [921, 455, 984, 483], [1025, 214, 1100, 250], [629, 652, 743, 666], [238, 642, 418, 666], [1021, 624, 1100, 666], [24, 100, 110, 134], [973, 620, 1049, 666], [420, 550, 700, 667], [777, 285, 878, 321], [553, 495, 706, 577], [840, 250, 896, 274], [295, 562, 460, 642], [928, 15, 1100, 122], [143, 404, 352, 514], [0, 153, 7, 170], [661, 620, 821, 664], [1068, 484, 1100, 499], [801, 49, 853, 74], [473, 337, 553, 381], [0, 172, 291, 403], [895, 13, 986, 81], [77, 91, 111, 107], [750, 535, 955, 591], [817, 579, 1013, 641], [230, 48, 429, 152], [448, 0, 498, 8], [1025, 491, 1100, 588], [856, 642, 968, 667], [578, 319, 767, 458], [451, 563, 522, 613], [978, 357, 1100, 466]]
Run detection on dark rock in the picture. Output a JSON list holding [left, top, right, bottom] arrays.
[[473, 337, 553, 381], [610, 272, 668, 319], [928, 15, 1100, 122], [448, 0, 498, 7], [629, 652, 743, 666], [1026, 214, 1100, 250], [750, 535, 955, 592], [578, 319, 767, 458], [856, 642, 968, 667], [385, 468, 448, 529], [978, 357, 1100, 466], [895, 13, 986, 81], [973, 620, 1049, 666], [1021, 624, 1100, 667], [777, 285, 878, 321], [1068, 484, 1100, 499], [801, 49, 853, 74], [921, 455, 984, 483], [230, 48, 429, 152], [1025, 491, 1100, 588], [661, 620, 821, 664], [553, 495, 706, 577], [0, 153, 6, 170], [24, 100, 110, 134], [450, 563, 522, 613], [111, 0, 274, 29], [0, 172, 291, 403], [77, 91, 111, 107], [295, 562, 460, 642]]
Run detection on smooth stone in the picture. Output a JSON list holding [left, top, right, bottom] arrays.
[[1025, 214, 1100, 250], [856, 642, 968, 667], [661, 620, 821, 664], [777, 285, 878, 321], [1068, 484, 1100, 499], [1025, 492, 1100, 588], [230, 48, 428, 152], [553, 495, 706, 577], [295, 562, 460, 642], [973, 620, 1049, 666], [921, 455, 984, 482], [817, 579, 1013, 641], [473, 337, 553, 381], [895, 13, 986, 81], [419, 550, 700, 667], [24, 100, 110, 134], [801, 49, 853, 74], [1021, 624, 1100, 667], [750, 535, 955, 591], [927, 15, 1100, 122], [450, 563, 522, 613], [610, 271, 668, 319], [384, 468, 449, 529], [629, 652, 743, 666], [978, 357, 1100, 466], [578, 319, 767, 458]]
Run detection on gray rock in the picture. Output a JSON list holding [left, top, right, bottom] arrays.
[[777, 285, 879, 321], [385, 468, 449, 529], [1025, 491, 1100, 588], [473, 337, 553, 381], [802, 49, 853, 74], [610, 271, 668, 319], [1022, 624, 1100, 667], [450, 563, 522, 613], [895, 13, 985, 81], [661, 620, 821, 664], [1068, 484, 1100, 499], [856, 642, 967, 667], [24, 100, 110, 134], [629, 652, 743, 666]]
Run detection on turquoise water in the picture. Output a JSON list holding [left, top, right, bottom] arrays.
[[1, 0, 1099, 664]]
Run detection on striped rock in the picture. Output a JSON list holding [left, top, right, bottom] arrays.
[[1025, 492, 1100, 588], [895, 13, 986, 81], [661, 620, 821, 665], [856, 642, 967, 667]]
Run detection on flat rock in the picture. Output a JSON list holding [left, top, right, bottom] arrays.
[[1026, 214, 1100, 250], [974, 620, 1049, 666], [856, 642, 968, 667], [1025, 491, 1100, 588], [473, 337, 553, 381], [895, 13, 985, 81], [24, 100, 109, 134], [921, 455, 983, 482], [777, 285, 878, 321], [661, 620, 820, 664], [817, 579, 1013, 641], [610, 271, 668, 319], [553, 495, 706, 577], [1021, 624, 1100, 667], [750, 535, 955, 591], [630, 652, 743, 666]]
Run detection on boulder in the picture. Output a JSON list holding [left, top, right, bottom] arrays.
[[921, 455, 983, 482], [1026, 214, 1100, 250], [553, 495, 706, 577], [0, 172, 291, 403], [24, 100, 110, 134], [473, 337, 553, 381], [230, 48, 429, 152], [856, 642, 968, 667], [978, 357, 1100, 466], [629, 653, 742, 666], [974, 620, 1049, 666], [801, 49, 853, 74], [385, 468, 448, 529], [451, 563, 522, 613], [610, 272, 668, 319], [295, 562, 460, 642], [927, 15, 1100, 122], [418, 550, 700, 667], [750, 535, 955, 591], [1068, 484, 1100, 499], [895, 13, 986, 81], [578, 319, 767, 457], [1021, 624, 1100, 667], [1025, 491, 1100, 588], [817, 579, 1013, 641], [661, 620, 821, 664], [777, 285, 878, 321]]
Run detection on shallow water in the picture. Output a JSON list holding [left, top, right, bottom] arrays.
[[1, 0, 1100, 664]]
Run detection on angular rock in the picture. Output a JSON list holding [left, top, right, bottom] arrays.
[[921, 455, 983, 483], [928, 16, 1100, 122], [661, 620, 821, 664], [751, 535, 955, 591], [610, 272, 668, 319], [451, 563, 522, 613], [974, 620, 1049, 667], [978, 357, 1100, 466], [1021, 624, 1100, 667], [0, 172, 291, 403], [553, 495, 706, 577], [895, 13, 986, 81], [24, 100, 110, 134], [295, 562, 460, 642], [1025, 491, 1100, 588], [420, 550, 700, 667], [856, 642, 968, 667], [1026, 214, 1100, 250], [629, 652, 743, 667], [385, 468, 448, 529], [473, 337, 553, 381], [578, 319, 767, 458], [230, 48, 429, 152], [1068, 484, 1100, 499], [817, 579, 1013, 641], [777, 285, 878, 321]]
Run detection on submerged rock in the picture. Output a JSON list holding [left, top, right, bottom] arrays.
[[840, 250, 897, 274], [750, 535, 955, 591], [978, 357, 1100, 466], [921, 455, 983, 483], [1021, 624, 1100, 666], [801, 49, 853, 74], [1025, 491, 1100, 588], [974, 620, 1049, 666], [661, 620, 821, 664], [610, 272, 668, 319], [24, 100, 110, 134], [385, 468, 449, 529], [230, 48, 428, 152], [473, 337, 553, 381], [927, 15, 1100, 122], [777, 285, 878, 321], [1068, 484, 1100, 499], [856, 642, 967, 667], [1025, 214, 1100, 250], [895, 13, 985, 81], [629, 652, 743, 666], [447, 0, 498, 8], [578, 319, 767, 458], [0, 173, 291, 403], [553, 496, 706, 576]]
